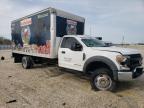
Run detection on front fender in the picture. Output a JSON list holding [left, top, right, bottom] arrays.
[[83, 56, 118, 80]]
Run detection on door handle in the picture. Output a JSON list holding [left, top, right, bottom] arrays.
[[61, 51, 65, 54]]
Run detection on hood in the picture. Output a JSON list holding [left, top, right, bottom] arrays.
[[91, 46, 140, 55]]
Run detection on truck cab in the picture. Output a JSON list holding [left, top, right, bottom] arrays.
[[58, 35, 143, 91]]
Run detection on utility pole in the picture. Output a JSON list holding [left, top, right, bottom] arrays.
[[90, 26, 92, 36], [122, 36, 125, 47]]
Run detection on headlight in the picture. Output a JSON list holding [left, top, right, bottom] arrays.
[[116, 55, 127, 64]]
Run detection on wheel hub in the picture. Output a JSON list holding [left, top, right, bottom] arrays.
[[95, 74, 112, 90]]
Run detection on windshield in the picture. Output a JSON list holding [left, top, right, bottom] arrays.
[[81, 38, 106, 47]]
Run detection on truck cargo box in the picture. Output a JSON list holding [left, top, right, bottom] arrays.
[[11, 7, 85, 58]]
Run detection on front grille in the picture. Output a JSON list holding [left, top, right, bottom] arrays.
[[127, 54, 142, 70]]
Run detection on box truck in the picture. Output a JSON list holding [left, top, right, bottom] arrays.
[[12, 7, 143, 91]]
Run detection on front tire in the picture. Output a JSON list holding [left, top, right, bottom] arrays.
[[91, 68, 116, 91]]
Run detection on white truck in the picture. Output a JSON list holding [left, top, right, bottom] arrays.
[[12, 7, 143, 91]]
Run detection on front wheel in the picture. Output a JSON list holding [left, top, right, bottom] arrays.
[[91, 68, 116, 91]]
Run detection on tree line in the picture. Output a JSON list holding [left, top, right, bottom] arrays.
[[0, 37, 11, 45]]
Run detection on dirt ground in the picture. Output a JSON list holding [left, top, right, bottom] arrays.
[[0, 46, 144, 108]]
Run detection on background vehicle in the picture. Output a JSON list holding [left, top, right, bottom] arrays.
[[12, 7, 143, 91]]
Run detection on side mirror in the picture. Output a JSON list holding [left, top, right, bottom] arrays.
[[71, 43, 82, 51]]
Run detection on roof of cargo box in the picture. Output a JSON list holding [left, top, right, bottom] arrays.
[[12, 7, 85, 23]]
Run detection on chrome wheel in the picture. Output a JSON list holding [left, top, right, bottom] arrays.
[[94, 74, 112, 91]]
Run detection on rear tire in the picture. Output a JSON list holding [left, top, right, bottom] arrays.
[[91, 68, 116, 91], [22, 56, 33, 69]]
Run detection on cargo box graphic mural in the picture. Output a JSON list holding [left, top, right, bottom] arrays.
[[56, 16, 84, 38], [66, 20, 77, 35], [11, 8, 84, 58], [11, 12, 51, 55], [21, 18, 32, 45]]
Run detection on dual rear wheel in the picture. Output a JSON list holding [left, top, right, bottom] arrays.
[[22, 56, 33, 69]]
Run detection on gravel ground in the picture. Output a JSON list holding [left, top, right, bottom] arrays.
[[0, 46, 144, 108]]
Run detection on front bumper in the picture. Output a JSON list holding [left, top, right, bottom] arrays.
[[118, 66, 144, 81]]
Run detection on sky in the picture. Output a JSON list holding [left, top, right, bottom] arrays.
[[0, 0, 144, 43]]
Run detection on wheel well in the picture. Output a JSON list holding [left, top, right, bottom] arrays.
[[13, 53, 23, 63], [85, 61, 113, 76]]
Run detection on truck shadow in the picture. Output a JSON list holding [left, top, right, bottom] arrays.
[[116, 75, 144, 92], [59, 68, 90, 80], [33, 64, 89, 79], [32, 63, 56, 69], [116, 81, 135, 92]]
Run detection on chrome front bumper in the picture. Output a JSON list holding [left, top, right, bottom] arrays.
[[118, 66, 144, 81]]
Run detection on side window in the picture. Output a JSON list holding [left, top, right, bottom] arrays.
[[64, 37, 75, 49], [61, 37, 82, 50]]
